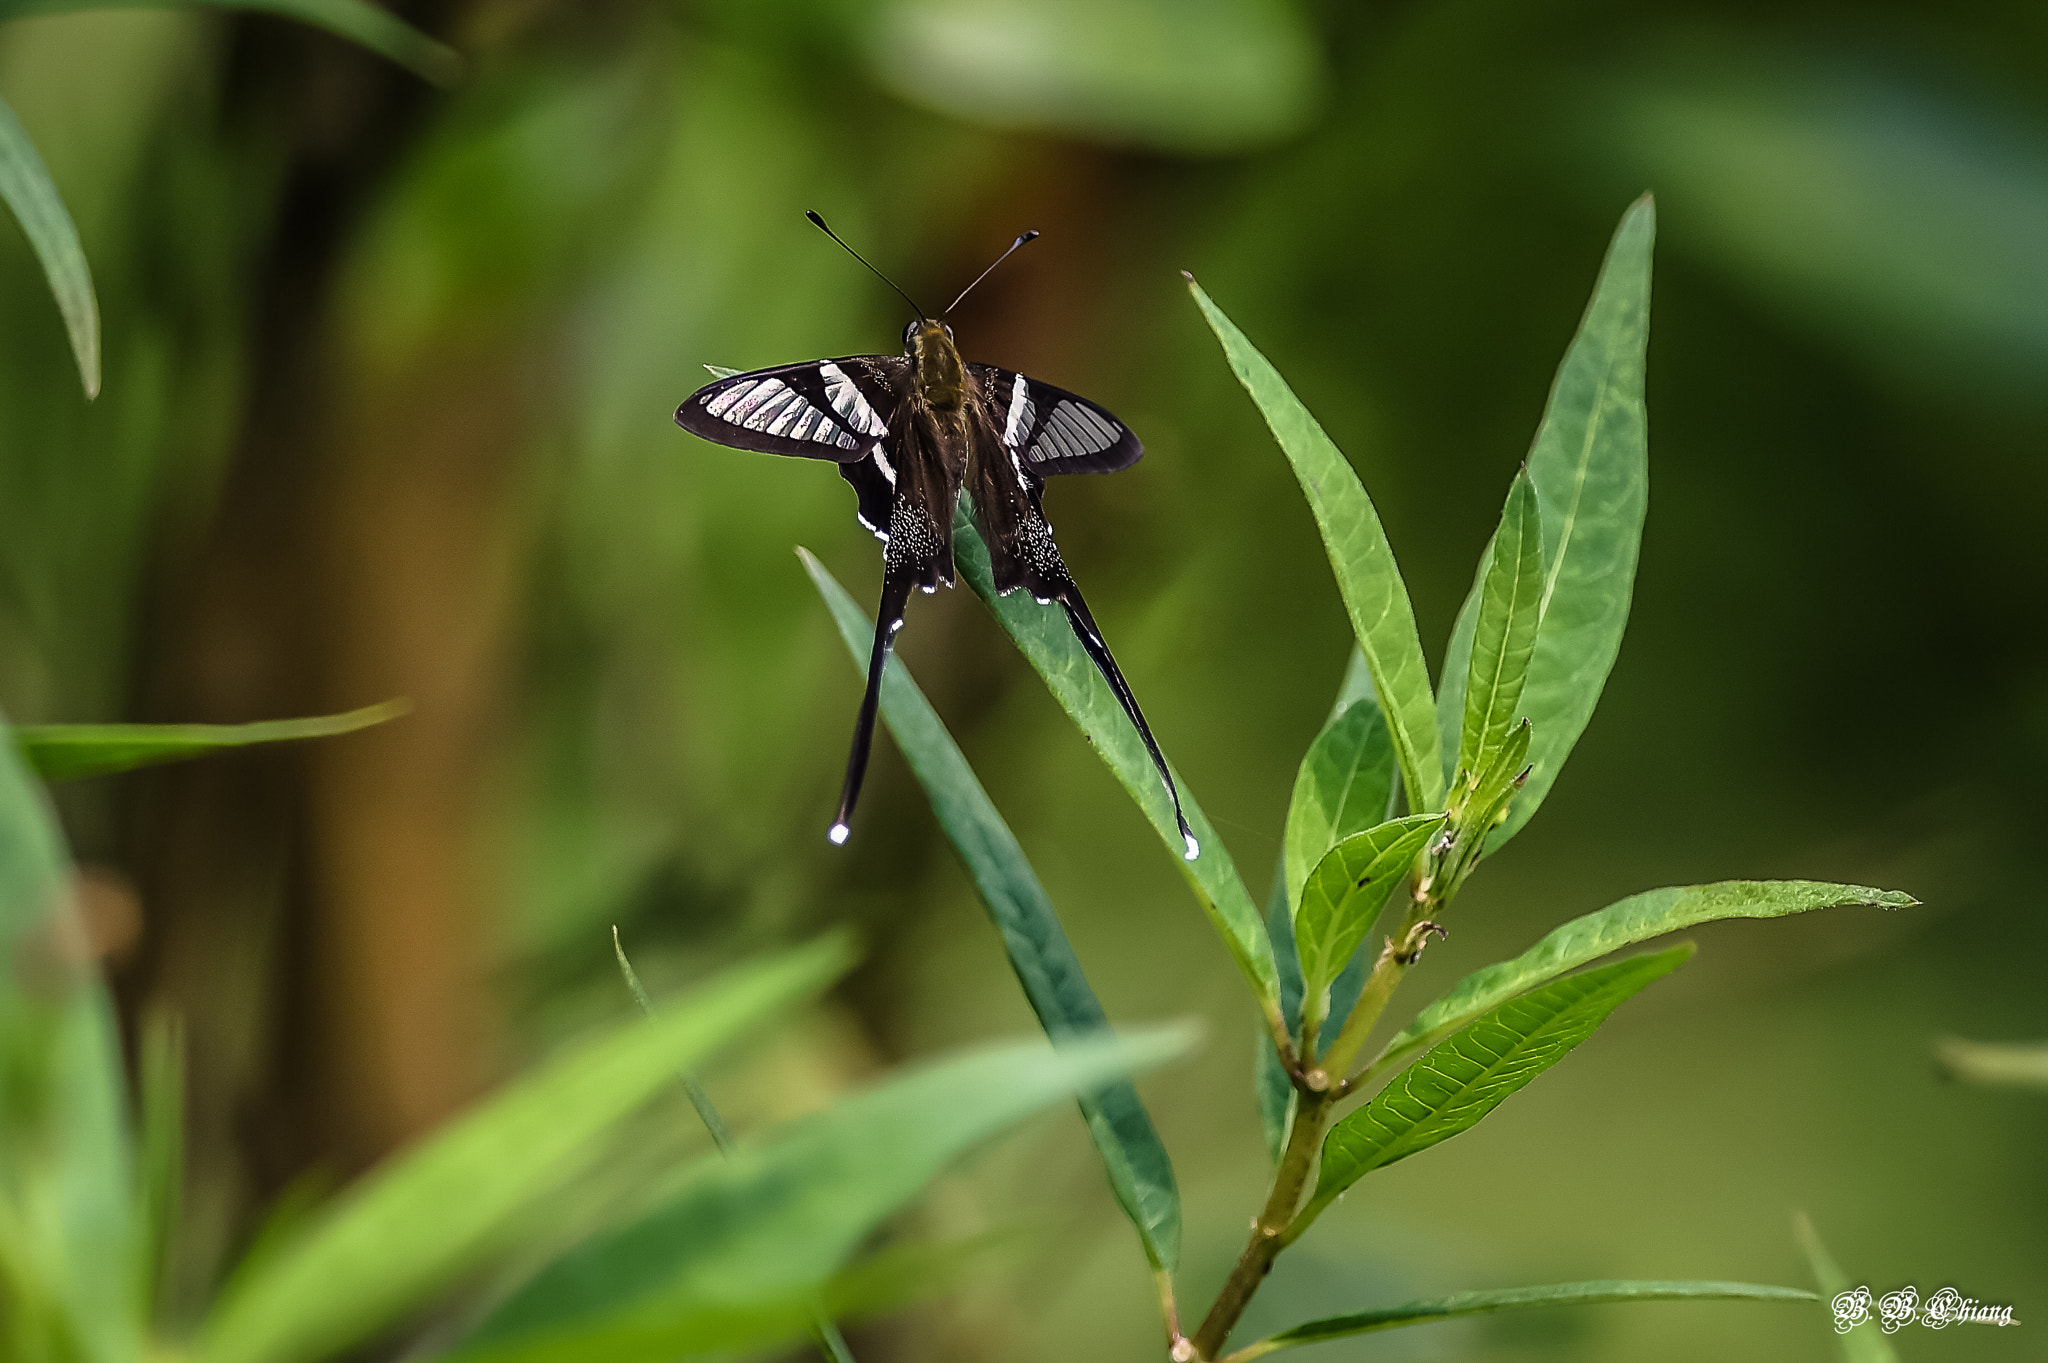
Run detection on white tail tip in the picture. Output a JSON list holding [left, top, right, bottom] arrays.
[[828, 822, 851, 846], [1182, 832, 1200, 861]]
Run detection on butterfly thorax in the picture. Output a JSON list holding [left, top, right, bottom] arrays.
[[908, 321, 966, 413]]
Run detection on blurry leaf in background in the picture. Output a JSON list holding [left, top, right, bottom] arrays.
[[1932, 1036, 2048, 1090], [15, 700, 406, 781], [1436, 197, 1653, 851], [0, 709, 138, 1363], [0, 0, 461, 83], [1301, 946, 1693, 1226], [197, 937, 856, 1363], [1233, 1280, 1816, 1359], [1593, 49, 2048, 414], [861, 0, 1323, 154], [0, 90, 97, 397], [1793, 1213, 1899, 1363], [1375, 880, 1918, 1078], [1188, 276, 1444, 815], [460, 1026, 1197, 1363], [954, 510, 1282, 1014], [804, 548, 1182, 1275]]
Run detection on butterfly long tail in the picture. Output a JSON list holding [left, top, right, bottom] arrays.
[[1054, 579, 1199, 861], [830, 567, 917, 847]]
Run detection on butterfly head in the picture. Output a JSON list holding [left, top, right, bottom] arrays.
[[906, 319, 965, 411]]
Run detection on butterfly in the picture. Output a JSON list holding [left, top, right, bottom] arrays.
[[674, 212, 1197, 860]]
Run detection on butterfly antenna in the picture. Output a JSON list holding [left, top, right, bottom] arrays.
[[944, 229, 1041, 316], [806, 210, 927, 320]]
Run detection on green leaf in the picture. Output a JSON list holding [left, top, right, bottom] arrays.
[[1298, 946, 1690, 1227], [0, 93, 98, 398], [195, 937, 855, 1363], [1284, 699, 1397, 911], [1794, 1213, 1899, 1363], [1436, 197, 1655, 846], [953, 512, 1281, 1013], [1455, 469, 1543, 785], [1376, 880, 1917, 1077], [802, 548, 1181, 1273], [1932, 1037, 2048, 1090], [0, 708, 138, 1363], [1232, 1280, 1815, 1359], [457, 1027, 1195, 1363], [2, 0, 462, 84], [16, 701, 406, 783], [1292, 814, 1443, 1007], [1186, 277, 1442, 813]]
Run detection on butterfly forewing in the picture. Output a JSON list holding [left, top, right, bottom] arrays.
[[676, 356, 906, 462], [971, 364, 1142, 476]]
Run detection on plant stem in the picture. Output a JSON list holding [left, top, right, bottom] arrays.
[[1190, 1090, 1332, 1359]]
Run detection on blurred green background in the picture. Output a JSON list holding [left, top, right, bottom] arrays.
[[0, 0, 2039, 1358]]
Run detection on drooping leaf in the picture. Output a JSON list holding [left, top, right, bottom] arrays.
[[1436, 197, 1655, 846], [1186, 277, 1443, 814], [195, 938, 856, 1363], [1794, 1213, 1899, 1363], [456, 1028, 1195, 1363], [1284, 699, 1397, 911], [3, 0, 462, 84], [0, 93, 98, 398], [1455, 469, 1543, 786], [1230, 1280, 1814, 1358], [1297, 946, 1691, 1229], [953, 513, 1281, 1013], [1374, 880, 1916, 1077], [803, 548, 1182, 1273], [1292, 814, 1442, 1007], [17, 701, 406, 783]]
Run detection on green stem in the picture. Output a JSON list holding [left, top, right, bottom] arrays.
[[1190, 1091, 1332, 1359]]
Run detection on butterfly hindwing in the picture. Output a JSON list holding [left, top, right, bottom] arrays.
[[676, 355, 906, 463], [970, 363, 1142, 476]]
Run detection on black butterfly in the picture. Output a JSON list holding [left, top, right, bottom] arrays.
[[674, 213, 1197, 860]]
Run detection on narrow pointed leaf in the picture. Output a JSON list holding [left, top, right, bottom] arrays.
[[1437, 197, 1655, 846], [803, 548, 1182, 1273], [1284, 700, 1397, 910], [457, 1028, 1195, 1363], [1233, 1280, 1814, 1358], [0, 708, 138, 1363], [0, 93, 98, 398], [1187, 278, 1442, 812], [953, 513, 1281, 1013], [1795, 1213, 1900, 1363], [6, 0, 462, 84], [1300, 946, 1690, 1224], [1376, 880, 1916, 1077], [17, 701, 406, 782], [196, 938, 856, 1363], [1293, 814, 1443, 1003], [1456, 470, 1542, 784]]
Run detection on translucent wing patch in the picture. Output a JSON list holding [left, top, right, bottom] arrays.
[[676, 356, 904, 463], [973, 364, 1142, 476]]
